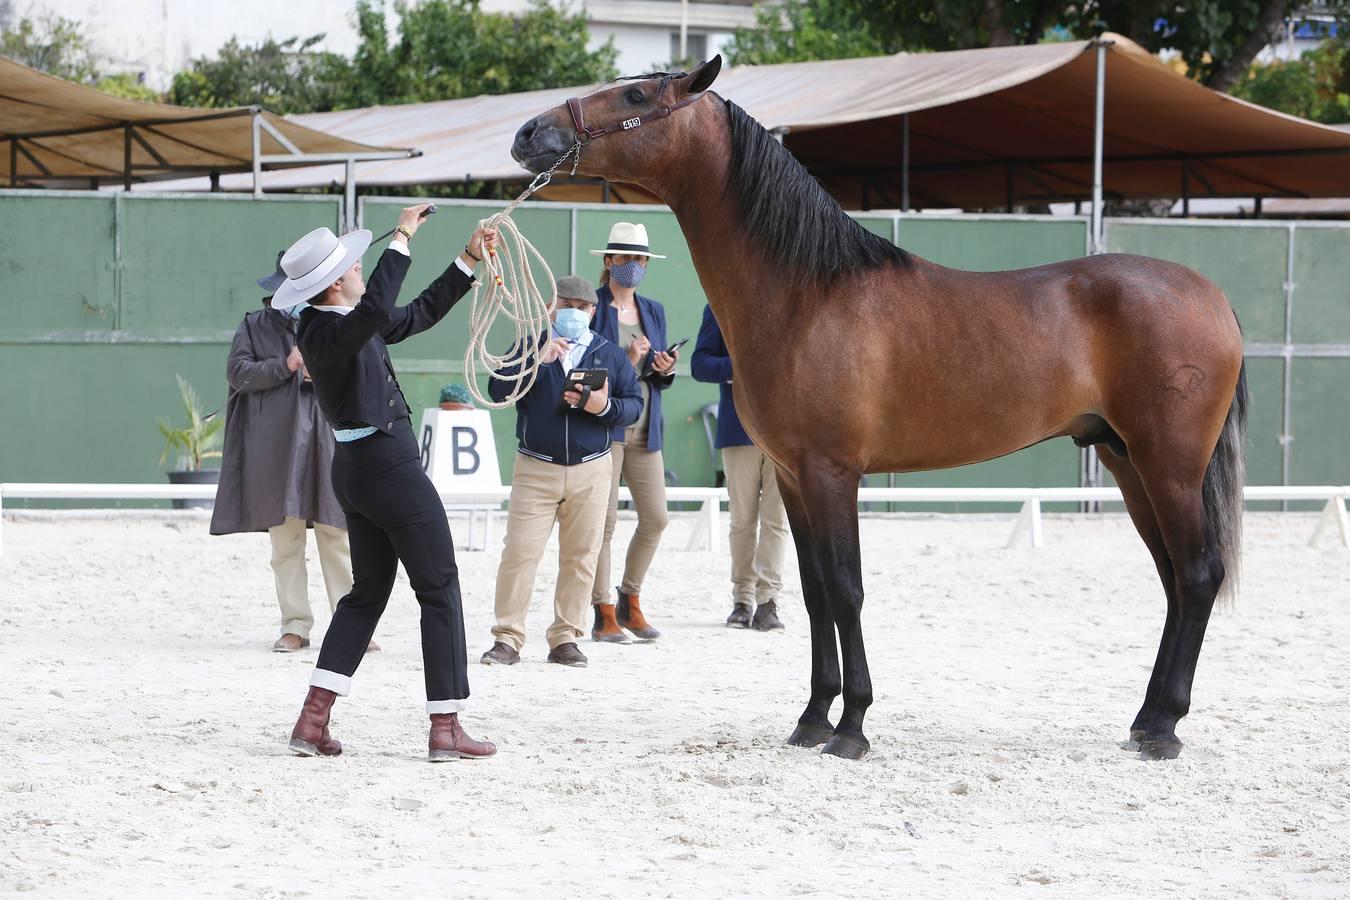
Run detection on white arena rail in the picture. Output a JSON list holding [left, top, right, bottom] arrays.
[[1, 483, 1345, 556]]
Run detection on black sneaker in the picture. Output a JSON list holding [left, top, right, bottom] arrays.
[[725, 603, 753, 628], [547, 642, 589, 668], [480, 641, 520, 665], [751, 600, 785, 632]]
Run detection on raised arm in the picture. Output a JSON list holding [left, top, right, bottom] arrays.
[[382, 225, 498, 345]]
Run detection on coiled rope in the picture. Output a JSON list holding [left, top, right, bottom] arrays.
[[462, 143, 582, 409]]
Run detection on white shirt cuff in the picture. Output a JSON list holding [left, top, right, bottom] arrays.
[[389, 240, 410, 257], [454, 256, 475, 276], [600, 399, 612, 417]]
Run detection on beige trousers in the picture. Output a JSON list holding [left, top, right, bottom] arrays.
[[493, 453, 613, 650], [723, 444, 789, 607], [269, 517, 353, 639], [591, 440, 669, 604]]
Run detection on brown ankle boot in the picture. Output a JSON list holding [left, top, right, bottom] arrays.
[[617, 589, 661, 641], [429, 713, 497, 762], [289, 686, 342, 757], [591, 603, 631, 643]]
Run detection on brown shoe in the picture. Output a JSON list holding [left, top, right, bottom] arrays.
[[429, 713, 497, 761], [288, 686, 342, 756], [547, 642, 589, 667], [365, 640, 381, 653], [725, 603, 753, 628], [591, 603, 631, 643], [751, 599, 785, 632], [480, 642, 520, 666], [616, 589, 660, 641], [272, 633, 309, 653]]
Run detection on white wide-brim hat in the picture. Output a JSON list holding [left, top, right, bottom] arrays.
[[270, 226, 373, 310], [588, 221, 666, 259]]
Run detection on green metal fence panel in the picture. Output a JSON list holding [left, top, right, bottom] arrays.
[[1244, 357, 1287, 509], [1291, 226, 1350, 344], [0, 193, 117, 337], [118, 195, 342, 335], [1290, 359, 1350, 486], [1105, 222, 1288, 344], [0, 342, 228, 495], [900, 216, 1087, 269]]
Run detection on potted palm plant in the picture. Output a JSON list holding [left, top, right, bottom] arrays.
[[158, 374, 224, 510]]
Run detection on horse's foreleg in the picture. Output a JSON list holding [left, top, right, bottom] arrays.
[[778, 471, 840, 748], [795, 464, 871, 759]]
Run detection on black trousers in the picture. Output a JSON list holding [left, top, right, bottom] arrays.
[[312, 419, 470, 712]]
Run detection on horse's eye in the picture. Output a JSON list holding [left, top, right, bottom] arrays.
[[625, 88, 644, 105]]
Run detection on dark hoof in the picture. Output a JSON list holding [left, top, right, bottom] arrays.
[[821, 732, 870, 760], [786, 722, 835, 748], [1137, 739, 1183, 761]]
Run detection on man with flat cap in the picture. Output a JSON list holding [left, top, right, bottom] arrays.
[[210, 254, 368, 654], [270, 205, 498, 762]]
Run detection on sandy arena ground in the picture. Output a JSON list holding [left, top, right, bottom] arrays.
[[1, 509, 1348, 897]]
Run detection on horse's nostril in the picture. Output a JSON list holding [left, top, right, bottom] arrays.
[[518, 118, 538, 144]]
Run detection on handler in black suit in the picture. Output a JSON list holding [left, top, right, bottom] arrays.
[[269, 204, 497, 762]]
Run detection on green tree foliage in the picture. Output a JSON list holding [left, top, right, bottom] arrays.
[[93, 72, 162, 102], [726, 0, 1350, 96], [1, 13, 100, 81], [168, 35, 342, 114], [1231, 39, 1350, 123]]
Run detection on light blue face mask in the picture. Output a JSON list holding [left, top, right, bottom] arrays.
[[554, 306, 591, 340], [609, 260, 647, 289]]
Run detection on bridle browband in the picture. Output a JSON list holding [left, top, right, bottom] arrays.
[[566, 88, 708, 145]]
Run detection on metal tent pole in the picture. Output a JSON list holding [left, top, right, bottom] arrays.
[[344, 158, 356, 233], [901, 112, 910, 212], [1090, 41, 1107, 255], [251, 109, 262, 198]]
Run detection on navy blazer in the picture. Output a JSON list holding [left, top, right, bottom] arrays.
[[298, 249, 474, 434], [592, 284, 676, 451], [489, 331, 642, 466], [690, 304, 752, 449]]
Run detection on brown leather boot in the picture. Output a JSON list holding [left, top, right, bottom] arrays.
[[428, 714, 497, 762], [591, 603, 631, 643], [616, 588, 660, 641], [288, 686, 342, 757]]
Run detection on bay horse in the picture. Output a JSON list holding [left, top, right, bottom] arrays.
[[511, 56, 1247, 761]]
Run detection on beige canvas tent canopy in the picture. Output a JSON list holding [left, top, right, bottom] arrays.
[[0, 56, 415, 194], [120, 36, 1350, 235]]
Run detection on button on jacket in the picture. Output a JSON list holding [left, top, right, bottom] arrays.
[[297, 248, 474, 433]]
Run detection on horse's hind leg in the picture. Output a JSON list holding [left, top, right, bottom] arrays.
[[792, 463, 870, 759], [777, 471, 841, 748], [1126, 447, 1226, 761], [1097, 451, 1180, 752]]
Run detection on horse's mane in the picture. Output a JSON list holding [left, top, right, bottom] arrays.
[[723, 99, 911, 284]]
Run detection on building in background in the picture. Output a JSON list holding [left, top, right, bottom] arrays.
[[1, 0, 759, 91]]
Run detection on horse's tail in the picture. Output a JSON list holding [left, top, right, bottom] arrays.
[[1204, 360, 1248, 605]]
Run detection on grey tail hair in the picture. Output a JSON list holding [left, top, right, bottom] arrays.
[[1205, 360, 1248, 605]]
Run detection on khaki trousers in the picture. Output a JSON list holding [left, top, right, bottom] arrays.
[[591, 440, 669, 604], [493, 453, 612, 650], [723, 444, 789, 607], [269, 517, 353, 639]]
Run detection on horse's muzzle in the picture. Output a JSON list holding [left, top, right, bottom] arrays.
[[511, 114, 572, 174]]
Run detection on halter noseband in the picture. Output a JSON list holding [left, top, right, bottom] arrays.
[[566, 89, 708, 145]]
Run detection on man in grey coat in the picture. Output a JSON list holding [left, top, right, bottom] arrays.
[[210, 254, 372, 653]]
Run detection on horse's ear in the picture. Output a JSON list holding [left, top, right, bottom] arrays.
[[685, 54, 722, 95]]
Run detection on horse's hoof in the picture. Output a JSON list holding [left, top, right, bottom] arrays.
[[786, 722, 835, 748], [1137, 739, 1183, 761], [1118, 730, 1146, 752], [821, 732, 870, 760]]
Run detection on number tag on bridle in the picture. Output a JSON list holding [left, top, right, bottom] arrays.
[[621, 117, 642, 130]]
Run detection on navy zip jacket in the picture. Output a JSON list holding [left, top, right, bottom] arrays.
[[592, 284, 676, 451], [298, 248, 474, 434], [489, 331, 642, 466], [690, 304, 752, 449]]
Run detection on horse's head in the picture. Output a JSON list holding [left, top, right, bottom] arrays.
[[511, 55, 723, 187]]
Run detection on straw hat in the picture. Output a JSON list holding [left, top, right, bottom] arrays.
[[588, 222, 666, 259], [270, 226, 373, 310]]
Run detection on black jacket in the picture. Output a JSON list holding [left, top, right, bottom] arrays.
[[297, 249, 474, 434], [489, 332, 642, 466]]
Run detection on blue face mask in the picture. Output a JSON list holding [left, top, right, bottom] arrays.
[[554, 306, 591, 340], [609, 260, 647, 289]]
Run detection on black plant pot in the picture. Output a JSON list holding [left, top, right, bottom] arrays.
[[167, 469, 219, 510]]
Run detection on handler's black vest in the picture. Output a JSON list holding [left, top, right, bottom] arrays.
[[298, 249, 474, 435]]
